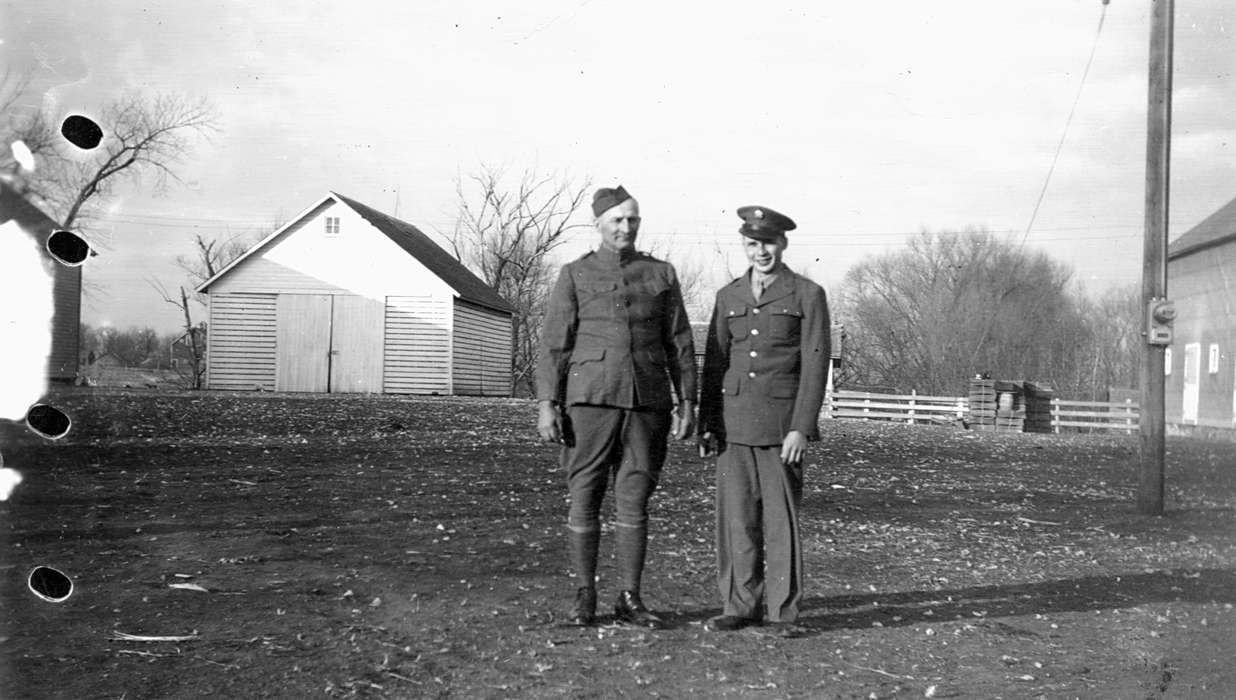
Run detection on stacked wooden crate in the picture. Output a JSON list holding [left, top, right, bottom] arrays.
[[993, 380, 1026, 432], [967, 378, 1026, 432], [967, 378, 996, 430], [1023, 382, 1054, 433]]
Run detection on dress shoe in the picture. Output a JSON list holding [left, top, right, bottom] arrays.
[[569, 587, 596, 626], [704, 615, 754, 632], [614, 590, 665, 629]]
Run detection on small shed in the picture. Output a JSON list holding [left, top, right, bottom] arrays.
[[1166, 195, 1236, 429], [0, 182, 80, 382], [196, 192, 514, 395]]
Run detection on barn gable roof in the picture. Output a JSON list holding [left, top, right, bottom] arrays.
[[1169, 194, 1236, 260], [197, 192, 514, 314], [331, 193, 513, 314], [0, 182, 58, 244]]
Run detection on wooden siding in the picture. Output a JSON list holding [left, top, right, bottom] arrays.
[[207, 293, 276, 390], [0, 185, 81, 381], [329, 295, 385, 393], [49, 263, 81, 380], [1165, 241, 1236, 428], [383, 295, 451, 394], [275, 294, 332, 392], [452, 299, 512, 396]]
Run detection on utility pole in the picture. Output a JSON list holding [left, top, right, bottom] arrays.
[[1139, 0, 1174, 515]]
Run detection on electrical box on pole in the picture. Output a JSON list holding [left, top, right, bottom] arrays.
[[1146, 297, 1175, 346]]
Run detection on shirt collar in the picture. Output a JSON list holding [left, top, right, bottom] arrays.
[[750, 262, 785, 285], [596, 245, 637, 265]]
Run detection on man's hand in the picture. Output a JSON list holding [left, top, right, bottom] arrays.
[[780, 430, 807, 466], [537, 401, 564, 443], [697, 431, 724, 458], [671, 400, 696, 440]]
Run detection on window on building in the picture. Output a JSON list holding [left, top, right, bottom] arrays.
[[1210, 343, 1221, 374], [325, 217, 340, 236], [1165, 347, 1172, 376]]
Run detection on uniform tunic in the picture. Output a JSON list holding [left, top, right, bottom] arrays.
[[699, 266, 830, 622], [535, 246, 696, 531]]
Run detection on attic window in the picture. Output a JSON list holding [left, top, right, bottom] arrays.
[[325, 217, 341, 236]]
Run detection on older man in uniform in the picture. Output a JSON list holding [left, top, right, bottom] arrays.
[[698, 205, 830, 636], [536, 185, 696, 628]]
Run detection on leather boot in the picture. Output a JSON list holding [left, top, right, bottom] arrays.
[[614, 590, 665, 629], [569, 528, 600, 590], [614, 524, 647, 593], [569, 587, 597, 626]]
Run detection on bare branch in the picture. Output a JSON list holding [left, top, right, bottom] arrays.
[[2, 90, 218, 232], [448, 165, 592, 396]]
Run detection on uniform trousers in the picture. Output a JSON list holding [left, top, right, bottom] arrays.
[[561, 404, 671, 592], [563, 404, 670, 531], [716, 444, 804, 622]]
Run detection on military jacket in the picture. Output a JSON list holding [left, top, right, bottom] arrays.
[[535, 246, 697, 410], [699, 266, 831, 446]]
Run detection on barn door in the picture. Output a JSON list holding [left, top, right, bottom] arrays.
[[329, 295, 384, 393], [1182, 343, 1200, 425], [276, 294, 332, 392]]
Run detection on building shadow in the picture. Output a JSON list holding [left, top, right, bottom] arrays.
[[661, 569, 1235, 635], [796, 568, 1236, 632]]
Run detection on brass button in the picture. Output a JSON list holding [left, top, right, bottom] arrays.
[[748, 371, 756, 378], [749, 351, 757, 357], [751, 329, 760, 336], [752, 308, 760, 314]]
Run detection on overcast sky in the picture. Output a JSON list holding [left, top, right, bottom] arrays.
[[3, 0, 1234, 332]]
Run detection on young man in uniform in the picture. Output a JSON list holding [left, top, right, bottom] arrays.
[[698, 205, 830, 636], [535, 185, 697, 628]]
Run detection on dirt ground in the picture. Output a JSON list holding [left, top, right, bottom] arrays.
[[2, 388, 1235, 699]]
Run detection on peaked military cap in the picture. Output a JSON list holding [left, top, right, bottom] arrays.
[[736, 205, 796, 241], [592, 185, 633, 217]]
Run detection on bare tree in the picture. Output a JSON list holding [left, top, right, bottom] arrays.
[[449, 166, 591, 396], [53, 93, 217, 232], [0, 69, 56, 193], [642, 239, 709, 322], [1, 83, 217, 235], [176, 231, 255, 300], [151, 230, 258, 389], [1068, 283, 1141, 400], [106, 327, 161, 367], [839, 229, 1090, 395]]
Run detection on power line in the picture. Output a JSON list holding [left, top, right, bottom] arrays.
[[1019, 0, 1110, 249]]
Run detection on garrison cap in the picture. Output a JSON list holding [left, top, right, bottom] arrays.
[[592, 185, 633, 217], [737, 205, 796, 241]]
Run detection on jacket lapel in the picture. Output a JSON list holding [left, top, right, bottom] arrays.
[[730, 271, 758, 307]]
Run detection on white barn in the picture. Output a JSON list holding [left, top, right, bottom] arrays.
[[196, 192, 514, 395]]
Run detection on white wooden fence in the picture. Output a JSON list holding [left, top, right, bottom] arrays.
[[1049, 398, 1139, 434], [827, 390, 1140, 434], [827, 390, 968, 425]]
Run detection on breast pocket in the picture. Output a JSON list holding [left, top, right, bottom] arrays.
[[628, 279, 670, 324], [769, 307, 803, 340], [576, 281, 618, 318], [724, 307, 750, 340]]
